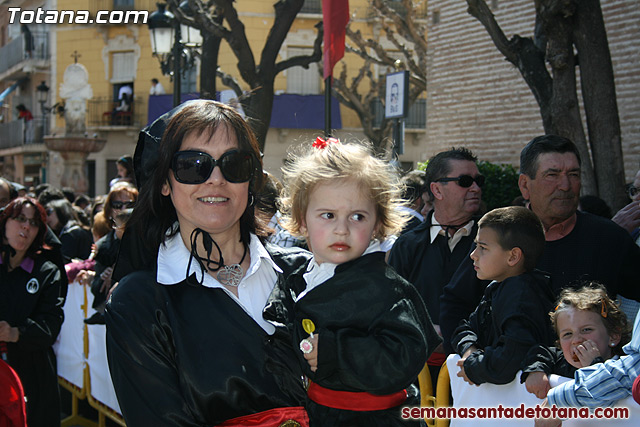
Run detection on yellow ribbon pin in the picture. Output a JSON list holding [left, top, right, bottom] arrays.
[[302, 319, 315, 338]]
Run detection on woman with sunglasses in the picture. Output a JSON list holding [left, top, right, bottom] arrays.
[[86, 182, 138, 324], [0, 197, 65, 427], [105, 100, 310, 426]]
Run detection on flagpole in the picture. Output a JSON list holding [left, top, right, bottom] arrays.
[[324, 76, 332, 138]]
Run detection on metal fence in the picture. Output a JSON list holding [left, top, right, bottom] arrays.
[[301, 0, 322, 14], [87, 97, 143, 127], [368, 1, 428, 19], [0, 119, 45, 149], [0, 32, 49, 75], [371, 98, 426, 129]]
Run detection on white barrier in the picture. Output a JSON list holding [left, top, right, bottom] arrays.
[[87, 324, 120, 413], [54, 280, 122, 420], [447, 354, 638, 426]]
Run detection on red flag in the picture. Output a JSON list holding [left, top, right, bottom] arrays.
[[322, 0, 350, 79]]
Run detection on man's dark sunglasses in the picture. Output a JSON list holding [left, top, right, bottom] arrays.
[[436, 174, 485, 188], [110, 200, 136, 210], [171, 150, 257, 185]]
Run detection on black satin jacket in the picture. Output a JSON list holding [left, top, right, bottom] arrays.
[[265, 252, 441, 426], [105, 244, 312, 427]]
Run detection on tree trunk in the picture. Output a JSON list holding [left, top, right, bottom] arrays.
[[537, 1, 597, 195], [242, 82, 275, 153], [199, 18, 223, 100], [572, 0, 627, 210]]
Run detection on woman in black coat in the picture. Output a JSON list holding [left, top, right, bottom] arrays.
[[0, 197, 65, 427]]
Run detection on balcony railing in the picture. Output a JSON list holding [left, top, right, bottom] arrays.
[[87, 97, 143, 128], [0, 119, 46, 150], [371, 98, 426, 129], [0, 32, 49, 75], [87, 0, 157, 14], [301, 0, 322, 14], [368, 1, 428, 20]]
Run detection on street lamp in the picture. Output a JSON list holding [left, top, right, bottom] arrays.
[[178, 1, 202, 47], [148, 3, 181, 107], [36, 80, 50, 135]]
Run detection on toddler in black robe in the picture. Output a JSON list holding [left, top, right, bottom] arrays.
[[265, 139, 441, 426]]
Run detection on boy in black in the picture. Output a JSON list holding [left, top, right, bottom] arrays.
[[452, 206, 555, 385]]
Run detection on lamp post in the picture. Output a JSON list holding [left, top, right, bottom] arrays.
[[36, 80, 49, 136], [148, 3, 181, 107]]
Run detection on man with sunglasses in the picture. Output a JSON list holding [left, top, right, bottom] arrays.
[[388, 147, 484, 382], [440, 135, 640, 354]]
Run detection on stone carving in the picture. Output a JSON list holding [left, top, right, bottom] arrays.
[[59, 63, 93, 135]]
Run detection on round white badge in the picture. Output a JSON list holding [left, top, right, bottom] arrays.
[[26, 278, 39, 294]]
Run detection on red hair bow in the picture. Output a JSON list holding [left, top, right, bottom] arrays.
[[313, 136, 340, 149]]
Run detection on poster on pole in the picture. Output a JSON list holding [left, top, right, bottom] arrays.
[[385, 70, 409, 119]]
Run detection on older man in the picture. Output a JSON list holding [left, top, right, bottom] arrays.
[[389, 147, 484, 375], [440, 135, 640, 352]]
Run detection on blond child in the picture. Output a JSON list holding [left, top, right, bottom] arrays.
[[265, 139, 440, 426]]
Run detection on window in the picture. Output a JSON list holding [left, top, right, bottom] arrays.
[[432, 10, 441, 25], [286, 47, 320, 95], [113, 0, 135, 10], [111, 51, 136, 83]]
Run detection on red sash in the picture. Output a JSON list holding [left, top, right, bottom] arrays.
[[307, 382, 407, 411], [427, 351, 447, 367], [217, 406, 309, 427]]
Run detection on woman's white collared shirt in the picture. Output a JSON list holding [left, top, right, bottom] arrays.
[[157, 230, 281, 334]]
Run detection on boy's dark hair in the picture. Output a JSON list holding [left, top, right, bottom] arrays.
[[423, 147, 477, 202], [478, 206, 545, 271]]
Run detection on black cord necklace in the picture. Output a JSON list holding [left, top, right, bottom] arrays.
[[186, 228, 249, 287]]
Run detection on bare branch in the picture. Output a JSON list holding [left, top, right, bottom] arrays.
[[276, 22, 323, 73], [466, 0, 517, 64]]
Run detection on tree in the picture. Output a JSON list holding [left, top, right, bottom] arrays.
[[331, 0, 427, 154], [466, 0, 627, 210], [168, 0, 323, 151]]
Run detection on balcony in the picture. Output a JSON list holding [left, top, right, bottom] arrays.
[[368, 1, 428, 20], [0, 32, 50, 78], [0, 119, 47, 150], [300, 0, 321, 14], [371, 98, 426, 129], [87, 0, 157, 14], [88, 97, 144, 129]]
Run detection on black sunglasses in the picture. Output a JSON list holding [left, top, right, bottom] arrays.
[[171, 150, 256, 185], [436, 174, 485, 188], [110, 200, 136, 210]]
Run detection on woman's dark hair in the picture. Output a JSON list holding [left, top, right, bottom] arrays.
[[47, 198, 83, 234], [0, 197, 48, 258], [116, 155, 134, 178], [128, 100, 267, 254]]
